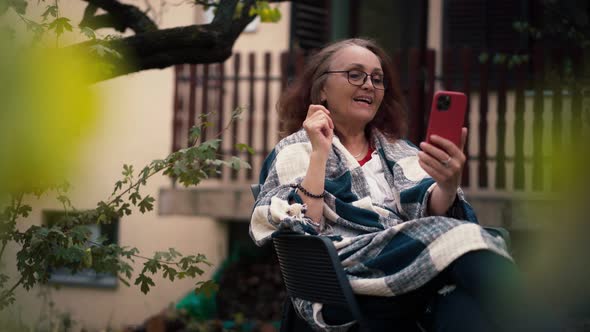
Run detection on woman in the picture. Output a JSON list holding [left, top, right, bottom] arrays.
[[250, 38, 550, 331]]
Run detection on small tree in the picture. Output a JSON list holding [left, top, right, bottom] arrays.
[[0, 0, 281, 311]]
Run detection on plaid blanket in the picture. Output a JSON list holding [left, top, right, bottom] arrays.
[[249, 128, 510, 331]]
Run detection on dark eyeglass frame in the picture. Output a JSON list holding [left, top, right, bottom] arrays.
[[322, 70, 387, 90]]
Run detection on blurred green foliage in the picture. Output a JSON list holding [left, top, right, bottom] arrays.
[[0, 42, 99, 194], [0, 0, 253, 316]]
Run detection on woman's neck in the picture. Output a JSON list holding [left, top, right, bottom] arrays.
[[336, 127, 369, 158]]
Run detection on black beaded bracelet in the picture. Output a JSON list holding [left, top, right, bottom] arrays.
[[290, 183, 326, 199]]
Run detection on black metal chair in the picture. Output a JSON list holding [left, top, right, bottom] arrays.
[[274, 233, 371, 331], [250, 184, 510, 332]]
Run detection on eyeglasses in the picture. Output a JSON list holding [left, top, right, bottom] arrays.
[[322, 70, 387, 90]]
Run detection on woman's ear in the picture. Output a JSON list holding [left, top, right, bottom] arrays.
[[320, 89, 327, 103]]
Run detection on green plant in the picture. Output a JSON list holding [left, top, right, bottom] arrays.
[[0, 0, 272, 312], [0, 108, 252, 309]]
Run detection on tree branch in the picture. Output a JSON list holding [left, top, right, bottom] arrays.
[[229, 0, 257, 37], [80, 13, 128, 32], [0, 276, 24, 304], [69, 0, 286, 82], [211, 0, 239, 29], [71, 19, 249, 81], [80, 0, 158, 33]]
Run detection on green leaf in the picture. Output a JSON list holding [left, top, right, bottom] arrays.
[[118, 277, 130, 287], [198, 112, 213, 121], [235, 143, 255, 155], [185, 265, 204, 277], [189, 126, 201, 141], [229, 156, 251, 170], [3, 0, 27, 15], [231, 106, 245, 120], [140, 166, 151, 184], [118, 203, 132, 216], [270, 8, 282, 22], [41, 5, 58, 21], [23, 20, 44, 34], [144, 259, 161, 274], [82, 248, 93, 268], [134, 274, 155, 294], [151, 160, 166, 172], [195, 280, 219, 298], [163, 266, 177, 281], [80, 26, 96, 40], [48, 17, 73, 37], [169, 247, 182, 258], [129, 191, 141, 205], [493, 53, 506, 65], [57, 194, 71, 206], [172, 160, 188, 176], [18, 205, 32, 218], [122, 164, 134, 177], [200, 139, 222, 151], [248, 5, 257, 17], [233, 312, 245, 326], [113, 180, 124, 195], [478, 52, 489, 64], [138, 196, 155, 213]]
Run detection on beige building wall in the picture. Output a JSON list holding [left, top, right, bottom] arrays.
[[2, 2, 291, 330]]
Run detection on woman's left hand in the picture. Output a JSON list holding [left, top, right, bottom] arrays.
[[418, 127, 468, 196]]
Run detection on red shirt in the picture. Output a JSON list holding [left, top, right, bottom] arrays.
[[357, 146, 375, 166]]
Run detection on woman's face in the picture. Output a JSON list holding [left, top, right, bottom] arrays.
[[320, 45, 385, 131]]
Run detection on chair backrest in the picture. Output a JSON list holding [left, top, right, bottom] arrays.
[[273, 233, 370, 331], [250, 184, 261, 200]]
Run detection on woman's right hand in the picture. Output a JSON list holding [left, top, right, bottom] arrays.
[[303, 104, 334, 156]]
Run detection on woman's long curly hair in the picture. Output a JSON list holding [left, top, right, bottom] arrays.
[[278, 38, 408, 140]]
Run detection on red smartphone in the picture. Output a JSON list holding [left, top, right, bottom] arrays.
[[425, 91, 467, 147]]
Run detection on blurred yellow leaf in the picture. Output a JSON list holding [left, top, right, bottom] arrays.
[[0, 41, 100, 194]]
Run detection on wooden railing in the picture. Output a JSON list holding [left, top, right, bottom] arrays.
[[173, 47, 588, 193]]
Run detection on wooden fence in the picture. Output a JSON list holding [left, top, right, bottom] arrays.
[[173, 47, 589, 193]]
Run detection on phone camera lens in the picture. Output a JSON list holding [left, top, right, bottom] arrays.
[[437, 95, 451, 111]]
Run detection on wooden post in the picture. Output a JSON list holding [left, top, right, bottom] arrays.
[[201, 64, 210, 141], [495, 62, 507, 190], [513, 61, 526, 191], [532, 46, 545, 191], [247, 53, 256, 180], [550, 49, 563, 191], [172, 65, 183, 153], [262, 52, 272, 160], [478, 53, 490, 189], [570, 49, 583, 147], [460, 48, 472, 188], [408, 48, 423, 144], [217, 62, 225, 180], [188, 64, 197, 146], [231, 53, 241, 180]]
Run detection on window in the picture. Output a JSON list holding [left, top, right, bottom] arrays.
[[44, 211, 119, 288], [290, 0, 330, 53], [442, 0, 536, 87], [444, 0, 530, 51]]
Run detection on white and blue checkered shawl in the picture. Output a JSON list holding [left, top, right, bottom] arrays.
[[249, 128, 510, 331]]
